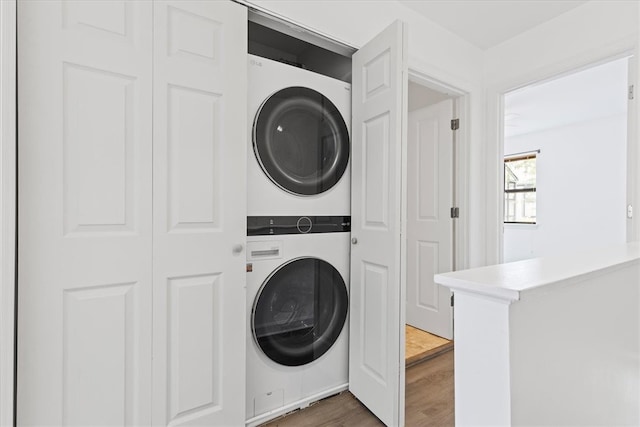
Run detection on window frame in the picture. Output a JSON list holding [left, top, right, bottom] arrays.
[[504, 151, 538, 224]]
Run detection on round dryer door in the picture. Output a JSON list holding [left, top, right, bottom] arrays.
[[252, 257, 348, 367], [253, 87, 350, 196]]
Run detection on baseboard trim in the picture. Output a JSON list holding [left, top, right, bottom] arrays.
[[245, 383, 349, 427]]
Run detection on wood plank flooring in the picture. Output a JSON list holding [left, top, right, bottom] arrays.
[[405, 349, 455, 426], [263, 349, 454, 426], [405, 325, 453, 366]]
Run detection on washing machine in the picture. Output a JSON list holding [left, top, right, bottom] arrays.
[[245, 215, 350, 426], [247, 54, 351, 216]]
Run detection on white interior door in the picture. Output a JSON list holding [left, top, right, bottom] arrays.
[[349, 20, 407, 427], [152, 1, 247, 426], [406, 99, 454, 339], [18, 1, 153, 424]]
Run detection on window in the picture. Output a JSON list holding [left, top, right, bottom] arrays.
[[504, 152, 537, 224]]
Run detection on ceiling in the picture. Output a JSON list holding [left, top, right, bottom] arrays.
[[398, 0, 589, 50], [504, 57, 629, 138]]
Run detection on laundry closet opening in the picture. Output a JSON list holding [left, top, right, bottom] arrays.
[[245, 9, 460, 426], [245, 11, 356, 427]]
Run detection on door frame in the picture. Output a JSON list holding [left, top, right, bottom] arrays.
[[0, 0, 16, 424], [490, 46, 640, 263], [408, 69, 469, 273]]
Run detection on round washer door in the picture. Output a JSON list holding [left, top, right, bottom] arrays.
[[253, 87, 350, 196], [252, 257, 348, 366]]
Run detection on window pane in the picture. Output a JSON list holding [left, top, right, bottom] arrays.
[[504, 191, 536, 223], [505, 157, 536, 190]]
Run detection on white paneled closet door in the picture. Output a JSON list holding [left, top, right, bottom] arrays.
[[18, 1, 247, 425], [18, 1, 153, 425], [349, 20, 407, 427], [152, 1, 247, 426]]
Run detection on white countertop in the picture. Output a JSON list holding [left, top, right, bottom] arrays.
[[434, 242, 640, 302]]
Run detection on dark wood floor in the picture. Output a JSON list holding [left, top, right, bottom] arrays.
[[263, 349, 454, 426]]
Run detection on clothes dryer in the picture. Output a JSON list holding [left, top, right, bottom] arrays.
[[247, 55, 351, 216], [245, 215, 350, 426]]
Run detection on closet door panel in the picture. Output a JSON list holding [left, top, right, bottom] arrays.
[[17, 1, 153, 425], [349, 20, 407, 427], [152, 2, 247, 426]]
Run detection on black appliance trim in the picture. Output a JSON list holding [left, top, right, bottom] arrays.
[[247, 215, 350, 236]]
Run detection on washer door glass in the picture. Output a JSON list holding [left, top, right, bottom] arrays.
[[253, 87, 350, 196], [252, 257, 348, 366]]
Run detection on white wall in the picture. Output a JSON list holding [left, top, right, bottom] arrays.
[[485, 1, 638, 87], [509, 259, 640, 425], [504, 114, 628, 262], [245, 0, 486, 268], [484, 0, 639, 264]]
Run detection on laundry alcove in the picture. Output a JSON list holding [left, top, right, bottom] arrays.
[[245, 17, 354, 425], [245, 10, 410, 425]]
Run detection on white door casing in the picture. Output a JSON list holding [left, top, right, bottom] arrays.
[[0, 1, 16, 425], [406, 99, 454, 339], [627, 57, 638, 242], [349, 20, 407, 427], [152, 1, 247, 426], [18, 1, 153, 424]]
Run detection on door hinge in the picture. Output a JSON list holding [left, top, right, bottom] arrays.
[[450, 207, 460, 218], [629, 85, 635, 100], [451, 118, 459, 130], [450, 294, 454, 307]]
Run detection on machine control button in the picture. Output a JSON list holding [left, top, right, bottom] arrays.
[[296, 216, 312, 233]]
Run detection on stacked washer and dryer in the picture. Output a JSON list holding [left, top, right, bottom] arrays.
[[245, 54, 352, 426]]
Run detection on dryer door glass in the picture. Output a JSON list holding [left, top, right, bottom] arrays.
[[253, 87, 350, 196], [252, 257, 348, 366]]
